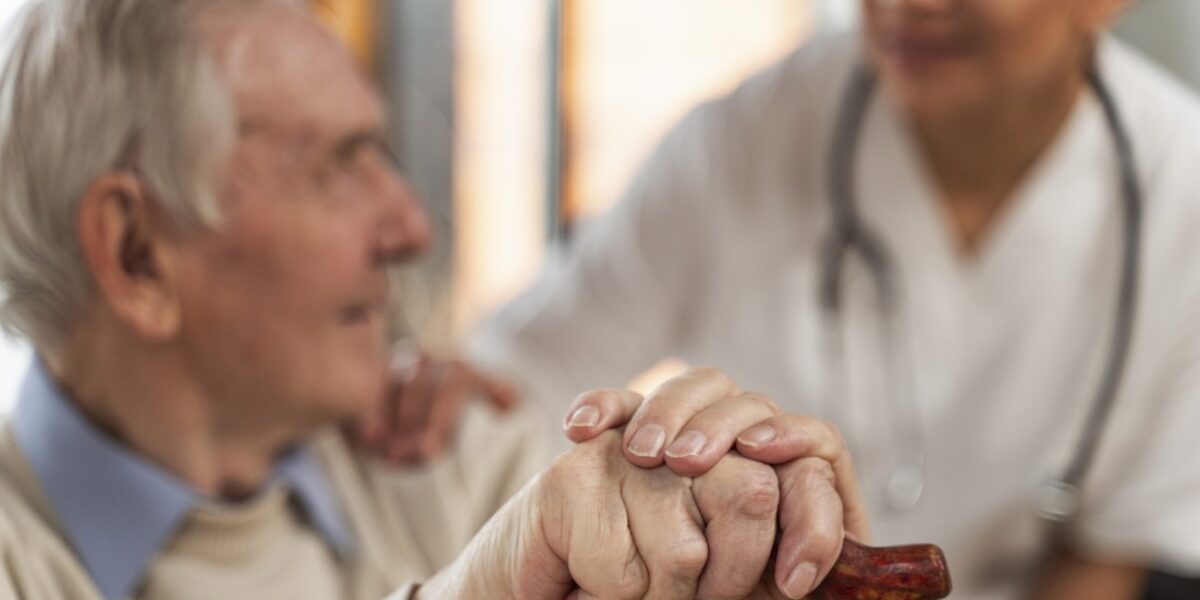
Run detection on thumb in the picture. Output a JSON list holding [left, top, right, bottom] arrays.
[[433, 480, 575, 599]]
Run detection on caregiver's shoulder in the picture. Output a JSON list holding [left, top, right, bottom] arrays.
[[712, 29, 860, 135], [1105, 37, 1200, 293], [1104, 36, 1200, 178], [681, 30, 859, 188]]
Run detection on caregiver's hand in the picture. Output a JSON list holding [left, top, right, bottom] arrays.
[[561, 367, 871, 594], [352, 350, 518, 464], [416, 429, 805, 599]]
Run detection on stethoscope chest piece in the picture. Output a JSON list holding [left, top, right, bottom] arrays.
[[885, 461, 925, 512], [1035, 480, 1081, 524], [823, 62, 1141, 524]]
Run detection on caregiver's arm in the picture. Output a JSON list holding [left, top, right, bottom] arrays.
[[1029, 552, 1146, 600]]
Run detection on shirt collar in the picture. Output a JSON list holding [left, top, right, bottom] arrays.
[[11, 359, 357, 600]]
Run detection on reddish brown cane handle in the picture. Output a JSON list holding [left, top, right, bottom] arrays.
[[807, 539, 952, 600]]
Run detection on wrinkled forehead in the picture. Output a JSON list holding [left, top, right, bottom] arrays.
[[195, 2, 384, 144]]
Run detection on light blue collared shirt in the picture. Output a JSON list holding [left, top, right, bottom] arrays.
[[10, 360, 358, 600]]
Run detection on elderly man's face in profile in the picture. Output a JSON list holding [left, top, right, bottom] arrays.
[[173, 4, 431, 429]]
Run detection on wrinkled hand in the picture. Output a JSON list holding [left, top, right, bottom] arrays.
[[561, 367, 870, 596], [417, 429, 806, 599], [352, 351, 517, 464]]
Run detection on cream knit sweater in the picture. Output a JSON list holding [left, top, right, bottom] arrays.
[[0, 403, 547, 600]]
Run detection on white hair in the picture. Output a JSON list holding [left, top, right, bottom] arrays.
[[0, 0, 243, 351]]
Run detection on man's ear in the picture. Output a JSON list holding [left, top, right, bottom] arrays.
[[76, 172, 183, 342]]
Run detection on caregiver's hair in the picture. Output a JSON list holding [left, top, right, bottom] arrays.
[[0, 0, 265, 351]]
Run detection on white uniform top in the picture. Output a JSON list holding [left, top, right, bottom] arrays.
[[469, 32, 1200, 598]]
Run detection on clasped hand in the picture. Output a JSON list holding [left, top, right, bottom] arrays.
[[417, 367, 867, 600]]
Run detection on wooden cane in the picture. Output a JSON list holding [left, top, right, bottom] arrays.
[[808, 539, 952, 600]]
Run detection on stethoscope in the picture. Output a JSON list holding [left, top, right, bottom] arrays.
[[819, 61, 1142, 532]]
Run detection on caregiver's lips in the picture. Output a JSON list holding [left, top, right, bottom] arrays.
[[881, 33, 971, 68]]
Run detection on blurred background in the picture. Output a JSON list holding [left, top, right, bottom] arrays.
[[0, 0, 1198, 412]]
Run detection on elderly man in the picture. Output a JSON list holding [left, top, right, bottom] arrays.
[[0, 1, 866, 599]]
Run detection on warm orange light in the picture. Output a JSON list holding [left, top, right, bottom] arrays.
[[563, 0, 812, 222], [453, 0, 815, 344], [453, 0, 549, 333], [311, 0, 375, 68]]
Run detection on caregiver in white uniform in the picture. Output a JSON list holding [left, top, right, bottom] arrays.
[[468, 0, 1200, 598]]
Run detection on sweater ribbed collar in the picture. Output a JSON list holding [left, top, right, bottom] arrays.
[[11, 359, 358, 600]]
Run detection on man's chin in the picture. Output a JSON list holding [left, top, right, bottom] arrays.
[[323, 387, 383, 419], [327, 377, 389, 421], [285, 365, 389, 433], [283, 397, 375, 444]]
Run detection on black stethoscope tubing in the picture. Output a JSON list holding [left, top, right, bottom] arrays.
[[820, 61, 1142, 528]]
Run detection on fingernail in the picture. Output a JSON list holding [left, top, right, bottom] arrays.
[[665, 430, 707, 458], [782, 562, 818, 599], [564, 405, 600, 429], [738, 425, 777, 448], [627, 424, 666, 458]]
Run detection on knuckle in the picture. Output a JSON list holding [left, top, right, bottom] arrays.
[[805, 458, 837, 484], [660, 535, 710, 576], [609, 557, 650, 600], [739, 391, 779, 414], [546, 437, 617, 488], [807, 522, 843, 555], [574, 388, 635, 418], [819, 419, 847, 447], [592, 428, 627, 455], [597, 388, 633, 411], [782, 458, 836, 499], [733, 465, 780, 519], [686, 366, 733, 389], [540, 457, 577, 492]]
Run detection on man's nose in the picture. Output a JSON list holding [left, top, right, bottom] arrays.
[[870, 0, 955, 13], [374, 166, 433, 265]]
